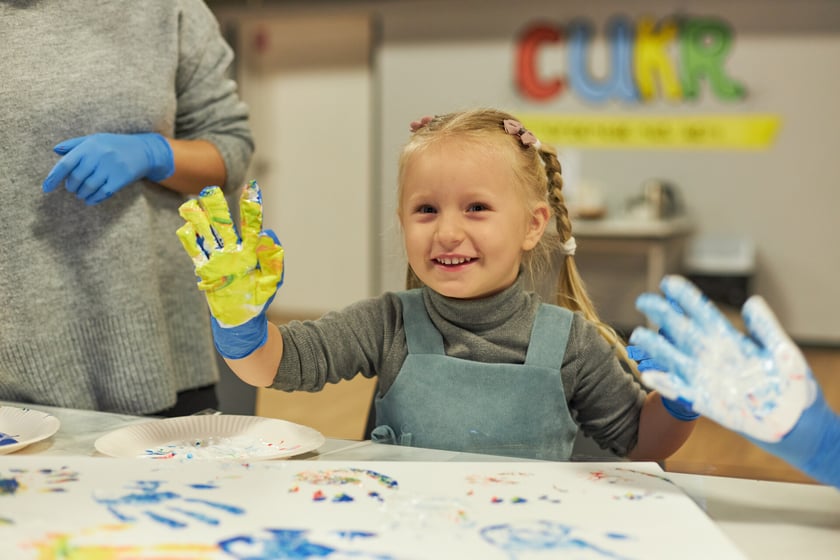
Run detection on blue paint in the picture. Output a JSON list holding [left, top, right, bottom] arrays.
[[352, 468, 398, 489], [196, 234, 210, 258], [96, 479, 245, 528], [145, 510, 187, 529], [0, 432, 18, 446], [481, 520, 634, 559], [332, 493, 354, 503], [218, 528, 396, 560], [184, 497, 246, 514], [335, 531, 376, 541], [0, 477, 20, 495], [168, 506, 221, 526]]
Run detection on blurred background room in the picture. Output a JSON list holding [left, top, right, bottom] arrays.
[[207, 0, 840, 484]]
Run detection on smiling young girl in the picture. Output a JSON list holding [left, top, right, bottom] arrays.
[[177, 108, 694, 461]]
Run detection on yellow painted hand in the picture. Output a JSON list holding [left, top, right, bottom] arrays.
[[176, 181, 284, 328]]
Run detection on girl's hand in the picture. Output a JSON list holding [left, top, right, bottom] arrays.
[[177, 181, 284, 359]]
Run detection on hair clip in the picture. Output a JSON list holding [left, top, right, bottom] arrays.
[[503, 119, 541, 149], [409, 116, 434, 132]]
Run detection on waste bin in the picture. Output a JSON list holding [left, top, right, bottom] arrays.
[[683, 234, 756, 308]]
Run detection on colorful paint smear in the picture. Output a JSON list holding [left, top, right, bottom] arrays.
[[27, 528, 217, 560], [1, 458, 746, 559], [466, 471, 564, 505], [0, 467, 78, 500], [142, 436, 300, 460], [295, 468, 398, 488], [466, 472, 534, 485]]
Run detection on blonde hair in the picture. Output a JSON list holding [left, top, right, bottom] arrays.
[[398, 108, 637, 372]]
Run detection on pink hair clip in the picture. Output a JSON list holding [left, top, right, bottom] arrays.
[[503, 119, 540, 148], [409, 115, 434, 132]]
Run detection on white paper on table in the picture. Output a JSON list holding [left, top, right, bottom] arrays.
[[0, 457, 746, 559]]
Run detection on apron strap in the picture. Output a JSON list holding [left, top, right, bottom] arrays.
[[397, 289, 445, 355], [524, 304, 573, 369]]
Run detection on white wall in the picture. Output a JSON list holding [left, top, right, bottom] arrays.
[[213, 0, 840, 343], [233, 14, 374, 314], [375, 0, 840, 343]]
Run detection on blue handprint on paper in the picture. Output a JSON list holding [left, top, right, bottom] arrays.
[[95, 480, 245, 528], [219, 528, 397, 559], [481, 520, 633, 559]]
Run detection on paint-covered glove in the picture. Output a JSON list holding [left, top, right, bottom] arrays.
[[629, 293, 699, 422], [626, 344, 699, 421], [176, 181, 285, 360], [42, 132, 174, 205], [630, 275, 839, 488]]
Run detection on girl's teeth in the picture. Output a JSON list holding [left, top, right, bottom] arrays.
[[438, 257, 472, 265]]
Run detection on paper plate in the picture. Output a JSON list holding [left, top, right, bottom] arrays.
[[0, 406, 61, 454], [94, 414, 325, 461]]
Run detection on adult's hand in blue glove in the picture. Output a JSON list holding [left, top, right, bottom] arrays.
[[42, 132, 174, 205], [627, 344, 666, 373], [628, 299, 699, 422], [626, 344, 698, 421], [630, 275, 839, 487]]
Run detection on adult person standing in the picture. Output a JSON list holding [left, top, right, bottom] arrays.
[[0, 0, 254, 416]]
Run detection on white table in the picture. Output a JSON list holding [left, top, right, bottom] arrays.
[[3, 401, 839, 559]]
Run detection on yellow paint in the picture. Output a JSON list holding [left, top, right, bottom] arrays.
[[28, 525, 217, 559], [177, 182, 285, 327]]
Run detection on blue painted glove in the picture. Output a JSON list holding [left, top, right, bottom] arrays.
[[43, 132, 174, 205], [627, 344, 699, 421], [176, 181, 285, 360], [630, 275, 839, 488], [629, 299, 699, 423]]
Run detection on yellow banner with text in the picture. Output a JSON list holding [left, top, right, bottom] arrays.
[[518, 114, 780, 150]]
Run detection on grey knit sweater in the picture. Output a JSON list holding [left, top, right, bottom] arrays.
[[0, 0, 254, 413], [275, 278, 647, 456]]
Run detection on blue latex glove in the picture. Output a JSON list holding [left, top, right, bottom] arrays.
[[176, 181, 285, 360], [630, 275, 839, 488], [627, 344, 699, 421], [43, 132, 174, 205], [628, 298, 699, 422]]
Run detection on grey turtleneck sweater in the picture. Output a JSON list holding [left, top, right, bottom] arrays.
[[0, 0, 253, 413], [275, 278, 646, 456]]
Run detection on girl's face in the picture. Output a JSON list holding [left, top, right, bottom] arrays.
[[399, 139, 549, 299]]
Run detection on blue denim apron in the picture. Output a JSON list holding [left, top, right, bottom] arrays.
[[372, 289, 577, 460]]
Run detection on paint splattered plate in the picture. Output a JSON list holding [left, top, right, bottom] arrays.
[[94, 414, 325, 461], [0, 406, 61, 454]]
